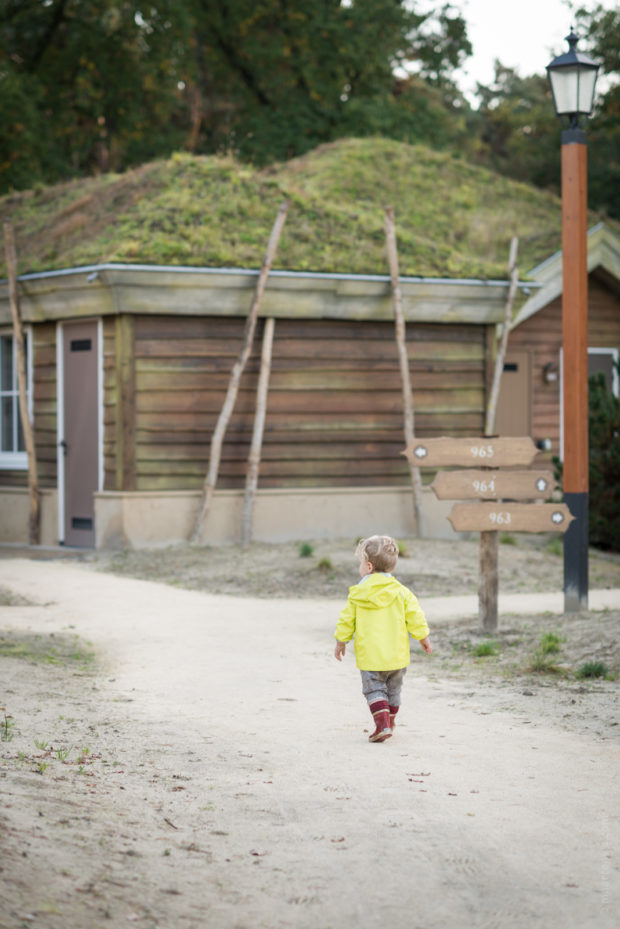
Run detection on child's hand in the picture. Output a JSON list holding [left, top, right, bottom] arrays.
[[419, 636, 433, 654], [334, 641, 346, 661]]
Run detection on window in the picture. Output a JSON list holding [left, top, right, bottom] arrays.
[[0, 331, 32, 469]]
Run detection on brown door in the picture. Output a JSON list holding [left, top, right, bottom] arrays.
[[495, 351, 532, 436], [62, 321, 99, 547]]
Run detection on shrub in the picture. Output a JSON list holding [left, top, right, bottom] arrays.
[[298, 542, 314, 558], [577, 661, 609, 679]]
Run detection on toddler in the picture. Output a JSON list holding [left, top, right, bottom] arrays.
[[334, 535, 432, 742]]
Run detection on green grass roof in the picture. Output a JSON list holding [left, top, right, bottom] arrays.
[[0, 137, 579, 281]]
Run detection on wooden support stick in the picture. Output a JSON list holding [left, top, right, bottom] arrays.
[[191, 201, 288, 544], [3, 218, 40, 544], [384, 207, 424, 536], [241, 317, 275, 547], [485, 236, 519, 435], [479, 236, 519, 632]]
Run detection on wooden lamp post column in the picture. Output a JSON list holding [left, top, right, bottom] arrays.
[[547, 31, 599, 612]]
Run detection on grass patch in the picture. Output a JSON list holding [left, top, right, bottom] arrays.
[[317, 557, 333, 571], [0, 586, 35, 607], [577, 661, 610, 679], [0, 631, 95, 668], [0, 138, 570, 281], [473, 640, 499, 657], [539, 631, 564, 655], [298, 542, 314, 558], [545, 538, 563, 557], [499, 534, 517, 546]]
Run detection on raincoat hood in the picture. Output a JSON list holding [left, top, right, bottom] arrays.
[[348, 574, 403, 610]]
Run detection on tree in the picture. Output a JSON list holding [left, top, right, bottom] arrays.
[[588, 370, 620, 551], [0, 0, 473, 191], [575, 4, 620, 220]]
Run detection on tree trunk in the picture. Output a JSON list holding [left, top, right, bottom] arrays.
[[384, 207, 424, 536], [191, 201, 288, 543], [241, 317, 275, 547], [3, 219, 40, 544]]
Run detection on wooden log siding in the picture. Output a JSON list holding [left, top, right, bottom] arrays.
[[508, 273, 620, 465], [130, 315, 486, 490]]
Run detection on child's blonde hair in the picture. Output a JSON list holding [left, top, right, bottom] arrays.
[[356, 535, 399, 573]]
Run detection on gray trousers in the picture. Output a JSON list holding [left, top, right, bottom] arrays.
[[360, 668, 407, 706]]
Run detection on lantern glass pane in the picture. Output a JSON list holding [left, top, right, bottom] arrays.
[[550, 67, 579, 114], [577, 69, 597, 114]]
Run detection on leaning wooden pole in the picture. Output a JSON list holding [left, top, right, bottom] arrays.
[[384, 207, 424, 537], [241, 317, 276, 547], [485, 236, 519, 435], [479, 236, 519, 633], [191, 201, 288, 544], [3, 218, 40, 544]]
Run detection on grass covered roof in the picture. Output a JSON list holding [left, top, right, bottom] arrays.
[[0, 137, 579, 281]]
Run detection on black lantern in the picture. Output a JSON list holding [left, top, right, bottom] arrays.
[[546, 30, 599, 128]]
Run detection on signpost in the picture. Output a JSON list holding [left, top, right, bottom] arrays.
[[431, 470, 554, 501], [403, 436, 563, 631], [447, 503, 574, 533], [404, 436, 537, 469]]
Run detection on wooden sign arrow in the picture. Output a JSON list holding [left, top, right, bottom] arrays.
[[448, 503, 575, 534], [431, 470, 555, 501], [403, 436, 538, 468]]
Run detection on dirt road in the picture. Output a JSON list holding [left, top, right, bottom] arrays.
[[0, 558, 618, 929]]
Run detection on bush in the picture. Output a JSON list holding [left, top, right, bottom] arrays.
[[588, 370, 620, 551], [553, 367, 620, 552]]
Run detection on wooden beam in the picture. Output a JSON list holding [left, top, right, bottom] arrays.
[[192, 202, 288, 543], [115, 314, 136, 491], [242, 317, 275, 546], [3, 219, 40, 544], [385, 207, 424, 536]]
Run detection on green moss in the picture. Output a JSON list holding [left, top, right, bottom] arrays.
[[2, 137, 606, 281]]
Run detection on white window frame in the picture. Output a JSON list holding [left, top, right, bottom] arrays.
[[0, 327, 33, 470], [559, 346, 619, 460]]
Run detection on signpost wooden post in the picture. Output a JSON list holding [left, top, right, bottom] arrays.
[[403, 436, 563, 632]]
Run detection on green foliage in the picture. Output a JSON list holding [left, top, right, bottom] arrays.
[[552, 368, 620, 552], [298, 542, 314, 558], [316, 557, 333, 572], [473, 640, 498, 657], [588, 369, 620, 550], [0, 0, 473, 193], [576, 660, 610, 679], [538, 631, 563, 655], [0, 138, 569, 280]]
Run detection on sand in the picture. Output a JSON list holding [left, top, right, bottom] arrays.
[[0, 553, 619, 929]]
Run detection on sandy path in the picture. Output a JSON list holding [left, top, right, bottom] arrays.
[[0, 559, 618, 929]]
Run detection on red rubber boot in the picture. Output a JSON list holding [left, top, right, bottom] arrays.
[[389, 705, 399, 731], [368, 699, 392, 742]]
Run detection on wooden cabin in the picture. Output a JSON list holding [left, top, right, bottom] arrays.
[[1, 223, 618, 548]]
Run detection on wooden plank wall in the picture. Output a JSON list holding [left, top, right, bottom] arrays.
[[507, 273, 620, 462], [129, 315, 486, 491], [2, 322, 57, 489]]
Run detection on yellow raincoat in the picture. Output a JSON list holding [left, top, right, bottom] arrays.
[[334, 573, 428, 671]]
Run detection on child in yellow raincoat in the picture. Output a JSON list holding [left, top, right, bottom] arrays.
[[334, 535, 432, 742]]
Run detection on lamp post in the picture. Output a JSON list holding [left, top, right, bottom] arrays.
[[546, 31, 599, 612]]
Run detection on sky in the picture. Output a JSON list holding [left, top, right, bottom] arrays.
[[450, 0, 616, 101]]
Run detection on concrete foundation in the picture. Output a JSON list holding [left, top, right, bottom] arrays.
[[1, 485, 466, 550], [0, 488, 59, 546], [93, 486, 465, 549]]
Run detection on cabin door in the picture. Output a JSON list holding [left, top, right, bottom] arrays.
[[60, 321, 100, 547], [495, 351, 532, 436]]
